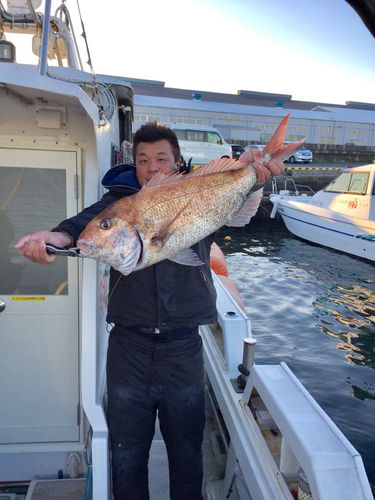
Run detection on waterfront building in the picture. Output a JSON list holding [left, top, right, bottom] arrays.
[[125, 78, 375, 148]]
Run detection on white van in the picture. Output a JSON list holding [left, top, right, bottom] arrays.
[[168, 123, 232, 165]]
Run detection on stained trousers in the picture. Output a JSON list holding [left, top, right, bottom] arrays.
[[106, 325, 206, 500]]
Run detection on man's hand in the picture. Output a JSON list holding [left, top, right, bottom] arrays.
[[15, 230, 73, 265], [239, 149, 285, 185]]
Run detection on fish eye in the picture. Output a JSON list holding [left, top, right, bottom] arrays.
[[100, 218, 112, 230]]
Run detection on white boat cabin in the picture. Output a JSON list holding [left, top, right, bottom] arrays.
[[309, 165, 375, 221]]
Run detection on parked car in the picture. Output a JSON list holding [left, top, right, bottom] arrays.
[[284, 141, 313, 163], [244, 144, 265, 152], [230, 144, 245, 159]]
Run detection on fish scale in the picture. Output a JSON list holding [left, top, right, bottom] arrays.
[[137, 166, 256, 229]]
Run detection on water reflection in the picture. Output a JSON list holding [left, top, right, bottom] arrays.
[[350, 384, 375, 401], [313, 278, 375, 367], [219, 222, 375, 370]]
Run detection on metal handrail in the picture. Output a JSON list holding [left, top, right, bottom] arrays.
[[271, 177, 315, 195]]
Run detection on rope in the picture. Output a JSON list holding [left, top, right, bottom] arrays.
[[75, 0, 104, 122], [54, 281, 68, 295]]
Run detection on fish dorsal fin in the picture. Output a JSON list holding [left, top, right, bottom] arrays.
[[142, 170, 185, 189], [226, 188, 264, 227], [188, 157, 246, 177], [168, 248, 204, 267], [142, 158, 246, 190]]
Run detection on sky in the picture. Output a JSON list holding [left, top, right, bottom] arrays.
[[6, 0, 375, 106]]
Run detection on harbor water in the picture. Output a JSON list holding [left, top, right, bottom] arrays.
[[217, 219, 375, 487]]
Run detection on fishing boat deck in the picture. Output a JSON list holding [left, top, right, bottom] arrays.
[[149, 416, 225, 499], [10, 414, 225, 500]]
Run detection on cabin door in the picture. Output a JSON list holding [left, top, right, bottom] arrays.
[[0, 147, 80, 444]]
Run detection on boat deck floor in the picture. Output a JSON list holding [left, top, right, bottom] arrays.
[[149, 415, 226, 499], [14, 414, 226, 500]]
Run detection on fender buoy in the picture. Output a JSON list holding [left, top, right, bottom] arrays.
[[217, 275, 245, 311], [210, 243, 245, 311], [210, 242, 228, 277]]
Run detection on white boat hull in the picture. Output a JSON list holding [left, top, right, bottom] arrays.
[[276, 198, 375, 261], [271, 163, 375, 262]]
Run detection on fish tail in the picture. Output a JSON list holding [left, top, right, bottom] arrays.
[[262, 114, 306, 163]]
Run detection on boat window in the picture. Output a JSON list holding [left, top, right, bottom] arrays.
[[324, 171, 368, 194], [348, 173, 368, 193], [324, 172, 351, 192], [1, 167, 68, 295]]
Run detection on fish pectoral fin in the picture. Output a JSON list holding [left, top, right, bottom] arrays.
[[168, 248, 204, 267], [150, 199, 193, 246], [226, 188, 264, 227]]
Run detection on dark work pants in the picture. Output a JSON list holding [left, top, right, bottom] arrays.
[[106, 326, 205, 500]]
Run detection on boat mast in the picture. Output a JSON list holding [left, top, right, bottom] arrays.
[[38, 0, 51, 75]]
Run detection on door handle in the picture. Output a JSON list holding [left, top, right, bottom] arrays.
[[0, 299, 5, 313]]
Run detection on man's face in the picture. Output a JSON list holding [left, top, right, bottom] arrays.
[[135, 140, 181, 186]]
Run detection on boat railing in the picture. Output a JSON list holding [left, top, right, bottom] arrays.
[[1, 0, 83, 72], [271, 177, 315, 196], [201, 275, 373, 499], [242, 362, 373, 500], [81, 260, 111, 500], [208, 273, 251, 374]]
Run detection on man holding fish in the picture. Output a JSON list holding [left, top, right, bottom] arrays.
[[16, 118, 298, 499]]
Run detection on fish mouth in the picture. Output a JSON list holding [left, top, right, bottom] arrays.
[[76, 227, 144, 274], [76, 240, 96, 256]]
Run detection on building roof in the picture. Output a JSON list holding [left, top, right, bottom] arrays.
[[128, 80, 375, 113], [134, 93, 375, 126], [127, 79, 375, 125]]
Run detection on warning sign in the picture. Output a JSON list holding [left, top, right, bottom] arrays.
[[12, 297, 46, 301]]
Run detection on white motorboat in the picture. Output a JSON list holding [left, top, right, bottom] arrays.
[[270, 164, 375, 262], [0, 2, 373, 500]]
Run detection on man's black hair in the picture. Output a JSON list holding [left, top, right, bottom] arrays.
[[132, 122, 181, 163]]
